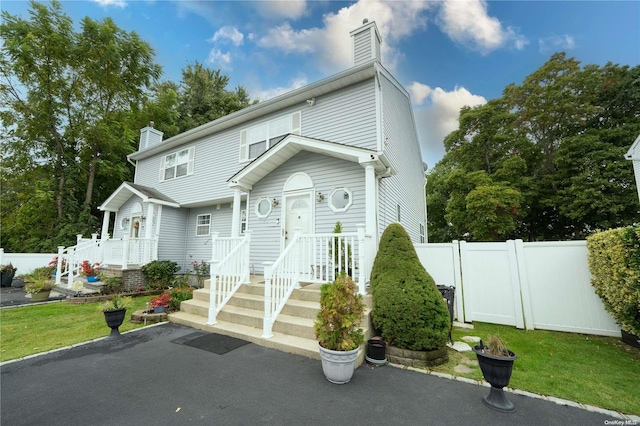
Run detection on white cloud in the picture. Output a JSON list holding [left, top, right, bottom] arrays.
[[252, 76, 309, 102], [257, 0, 434, 73], [92, 0, 126, 8], [411, 84, 487, 167], [258, 23, 316, 54], [256, 0, 308, 20], [211, 26, 244, 47], [408, 82, 433, 106], [539, 34, 575, 53], [208, 49, 232, 70], [437, 0, 528, 54]]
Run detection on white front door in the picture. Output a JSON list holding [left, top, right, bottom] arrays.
[[284, 193, 311, 247]]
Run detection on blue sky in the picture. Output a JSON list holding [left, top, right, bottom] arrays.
[[3, 0, 639, 167]]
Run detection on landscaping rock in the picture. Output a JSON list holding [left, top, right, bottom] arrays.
[[461, 336, 481, 343]]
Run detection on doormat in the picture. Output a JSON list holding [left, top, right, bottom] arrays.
[[176, 332, 250, 355]]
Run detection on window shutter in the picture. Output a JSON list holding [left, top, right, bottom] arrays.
[[159, 156, 166, 182], [187, 147, 195, 175], [291, 111, 301, 135], [239, 129, 247, 162]]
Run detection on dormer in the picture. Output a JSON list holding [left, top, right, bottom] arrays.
[[350, 19, 382, 67], [139, 121, 164, 150]]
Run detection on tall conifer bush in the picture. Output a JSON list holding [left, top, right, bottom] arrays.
[[370, 223, 450, 351]]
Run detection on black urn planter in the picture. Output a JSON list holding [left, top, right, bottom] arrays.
[[103, 308, 127, 339], [472, 345, 518, 413]]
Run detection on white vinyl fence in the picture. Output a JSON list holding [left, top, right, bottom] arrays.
[[415, 240, 621, 337], [0, 249, 56, 275]]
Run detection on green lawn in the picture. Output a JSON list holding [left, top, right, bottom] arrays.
[[0, 296, 154, 362], [427, 322, 640, 416]]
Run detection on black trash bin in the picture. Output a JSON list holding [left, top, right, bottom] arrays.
[[437, 285, 455, 344], [366, 338, 387, 365]]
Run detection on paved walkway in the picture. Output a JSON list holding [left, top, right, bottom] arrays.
[[1, 323, 634, 426]]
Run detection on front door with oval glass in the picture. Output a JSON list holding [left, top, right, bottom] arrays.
[[284, 194, 311, 247]]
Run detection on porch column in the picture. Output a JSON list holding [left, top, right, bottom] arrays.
[[144, 203, 155, 240], [231, 187, 242, 237], [101, 212, 111, 240], [144, 203, 155, 264], [363, 162, 376, 236]]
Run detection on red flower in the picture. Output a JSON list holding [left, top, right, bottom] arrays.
[[150, 292, 172, 308]]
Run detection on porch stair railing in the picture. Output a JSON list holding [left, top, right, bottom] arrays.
[[55, 234, 103, 289], [55, 234, 158, 288], [261, 223, 370, 338], [207, 231, 252, 325]]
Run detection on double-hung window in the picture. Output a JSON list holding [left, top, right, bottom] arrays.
[[196, 214, 211, 236], [239, 112, 301, 162], [160, 147, 195, 182]]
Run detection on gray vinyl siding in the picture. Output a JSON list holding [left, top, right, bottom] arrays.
[[378, 73, 426, 243], [132, 79, 377, 207], [247, 151, 365, 274], [353, 30, 372, 66], [112, 196, 156, 240], [303, 79, 376, 150], [184, 202, 244, 266], [157, 206, 189, 270]]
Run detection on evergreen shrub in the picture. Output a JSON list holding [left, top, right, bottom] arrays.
[[370, 223, 450, 351], [587, 225, 640, 336], [141, 260, 180, 290]]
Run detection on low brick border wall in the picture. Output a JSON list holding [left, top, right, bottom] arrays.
[[386, 345, 448, 367]]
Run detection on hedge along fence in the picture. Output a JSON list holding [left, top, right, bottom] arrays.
[[587, 225, 640, 337]]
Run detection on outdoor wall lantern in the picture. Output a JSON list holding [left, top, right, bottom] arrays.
[[316, 192, 324, 203], [272, 198, 279, 207]]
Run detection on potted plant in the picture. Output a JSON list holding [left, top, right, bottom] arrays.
[[313, 273, 365, 384], [48, 256, 67, 276], [99, 294, 132, 338], [472, 335, 519, 413], [80, 260, 101, 282], [1, 263, 17, 287], [150, 292, 171, 313], [328, 221, 352, 277], [24, 267, 55, 302]]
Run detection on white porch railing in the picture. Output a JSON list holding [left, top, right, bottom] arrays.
[[55, 234, 157, 288], [262, 224, 370, 338], [207, 231, 252, 325]]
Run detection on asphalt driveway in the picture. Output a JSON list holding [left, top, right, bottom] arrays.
[[0, 323, 627, 425]]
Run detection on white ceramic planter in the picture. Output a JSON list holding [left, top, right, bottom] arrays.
[[318, 343, 360, 384]]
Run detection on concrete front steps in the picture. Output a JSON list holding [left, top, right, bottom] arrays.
[[169, 277, 372, 363]]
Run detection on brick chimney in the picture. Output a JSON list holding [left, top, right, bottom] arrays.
[[350, 18, 382, 67], [139, 121, 163, 150]]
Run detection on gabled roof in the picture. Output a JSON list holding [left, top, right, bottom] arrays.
[[99, 182, 180, 212], [129, 62, 378, 161], [227, 134, 393, 190], [625, 134, 640, 160]]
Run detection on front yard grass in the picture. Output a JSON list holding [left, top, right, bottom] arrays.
[[427, 322, 640, 416], [0, 296, 154, 362]]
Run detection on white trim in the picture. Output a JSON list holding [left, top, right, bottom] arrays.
[[161, 146, 194, 181], [625, 134, 640, 159], [196, 213, 211, 236], [281, 189, 314, 251], [255, 197, 273, 219], [328, 187, 353, 213], [239, 112, 302, 163]]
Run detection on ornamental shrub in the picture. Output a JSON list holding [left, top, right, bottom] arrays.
[[587, 225, 640, 336], [141, 260, 180, 290], [167, 285, 194, 311], [314, 274, 365, 351], [370, 223, 450, 351]]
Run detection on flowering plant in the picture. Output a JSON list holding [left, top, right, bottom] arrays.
[[150, 292, 172, 308], [192, 260, 209, 287], [48, 256, 67, 273], [80, 260, 101, 276]]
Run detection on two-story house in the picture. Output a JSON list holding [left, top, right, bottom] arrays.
[[57, 20, 427, 356]]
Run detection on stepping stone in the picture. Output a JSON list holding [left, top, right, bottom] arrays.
[[461, 336, 481, 343], [447, 341, 472, 352]]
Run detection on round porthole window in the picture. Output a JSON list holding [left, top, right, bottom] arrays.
[[256, 197, 272, 218], [329, 187, 353, 213], [120, 217, 129, 230]]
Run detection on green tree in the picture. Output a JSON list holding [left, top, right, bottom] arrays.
[[0, 1, 161, 251], [176, 61, 254, 133]]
